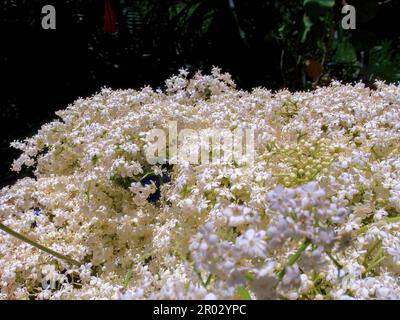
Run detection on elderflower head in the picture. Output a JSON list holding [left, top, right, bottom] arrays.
[[1, 69, 400, 299]]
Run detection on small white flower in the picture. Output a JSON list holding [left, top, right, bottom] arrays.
[[236, 229, 266, 258]]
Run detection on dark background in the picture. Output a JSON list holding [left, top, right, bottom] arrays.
[[1, 0, 399, 187]]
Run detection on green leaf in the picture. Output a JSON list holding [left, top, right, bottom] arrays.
[[303, 0, 335, 8], [332, 34, 357, 64], [301, 14, 313, 43], [236, 286, 252, 300], [303, 0, 335, 21]]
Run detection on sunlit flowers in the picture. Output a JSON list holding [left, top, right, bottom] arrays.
[[1, 68, 400, 299]]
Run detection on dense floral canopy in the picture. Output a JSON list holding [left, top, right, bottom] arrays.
[[1, 69, 400, 299]]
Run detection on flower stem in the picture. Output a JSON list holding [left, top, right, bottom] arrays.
[[355, 216, 400, 236], [0, 222, 81, 267], [326, 251, 343, 270], [278, 238, 311, 280]]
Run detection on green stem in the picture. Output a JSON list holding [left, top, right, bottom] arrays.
[[204, 274, 213, 287], [278, 238, 311, 280], [365, 255, 386, 274], [195, 269, 212, 289], [355, 216, 400, 236], [363, 239, 382, 266], [124, 268, 134, 288], [0, 222, 81, 267], [326, 251, 343, 270]]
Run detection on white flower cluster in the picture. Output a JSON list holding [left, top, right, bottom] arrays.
[[1, 68, 400, 299]]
